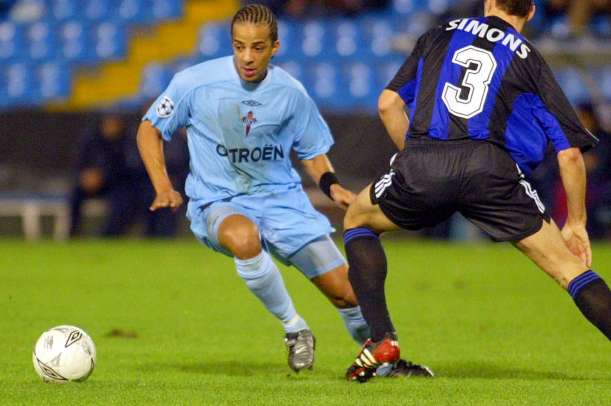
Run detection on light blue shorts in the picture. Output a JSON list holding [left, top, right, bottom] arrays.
[[188, 187, 346, 279]]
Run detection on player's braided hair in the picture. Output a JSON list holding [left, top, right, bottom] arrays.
[[231, 4, 278, 42], [494, 0, 534, 18]]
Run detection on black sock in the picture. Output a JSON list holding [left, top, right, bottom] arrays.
[[344, 228, 395, 342], [568, 270, 611, 340]]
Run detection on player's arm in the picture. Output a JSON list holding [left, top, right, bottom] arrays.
[[136, 120, 183, 211], [301, 154, 355, 210], [379, 89, 409, 150], [382, 31, 430, 150], [557, 147, 591, 267], [532, 56, 597, 266]]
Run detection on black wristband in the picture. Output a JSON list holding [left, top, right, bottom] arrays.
[[319, 172, 339, 200]]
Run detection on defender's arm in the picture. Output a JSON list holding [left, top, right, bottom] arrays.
[[301, 154, 355, 210], [379, 89, 409, 150], [557, 147, 591, 267], [137, 120, 183, 211]]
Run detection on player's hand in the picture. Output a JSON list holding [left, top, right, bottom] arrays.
[[561, 222, 592, 267], [150, 189, 184, 212], [330, 184, 356, 210]]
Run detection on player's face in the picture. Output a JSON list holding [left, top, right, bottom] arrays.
[[232, 22, 279, 82]]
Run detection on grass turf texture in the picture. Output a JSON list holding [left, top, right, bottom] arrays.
[[0, 239, 609, 405]]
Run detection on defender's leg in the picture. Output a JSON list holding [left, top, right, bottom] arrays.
[[516, 220, 611, 339]]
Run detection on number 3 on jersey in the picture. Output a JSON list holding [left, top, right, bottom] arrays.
[[442, 45, 498, 119]]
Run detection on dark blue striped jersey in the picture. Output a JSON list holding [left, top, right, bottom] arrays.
[[387, 16, 598, 174]]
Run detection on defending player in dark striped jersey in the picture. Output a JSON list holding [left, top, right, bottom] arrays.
[[342, 0, 610, 382]]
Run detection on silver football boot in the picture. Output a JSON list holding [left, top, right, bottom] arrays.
[[284, 329, 315, 372]]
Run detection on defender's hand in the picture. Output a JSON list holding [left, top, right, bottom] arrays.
[[150, 189, 183, 212], [561, 222, 592, 267], [330, 184, 356, 210]]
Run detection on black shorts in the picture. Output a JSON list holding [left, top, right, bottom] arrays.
[[370, 139, 550, 242]]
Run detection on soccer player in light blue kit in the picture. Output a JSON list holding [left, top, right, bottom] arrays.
[[137, 4, 373, 373]]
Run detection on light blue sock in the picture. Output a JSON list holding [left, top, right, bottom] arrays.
[[338, 306, 371, 344], [235, 251, 308, 334]]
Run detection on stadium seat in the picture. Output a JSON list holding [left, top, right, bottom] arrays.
[[330, 20, 366, 59], [342, 61, 380, 110], [59, 21, 90, 62], [275, 59, 304, 83], [36, 61, 71, 101], [113, 0, 150, 24], [0, 21, 24, 61], [92, 22, 127, 61], [27, 21, 58, 61], [599, 67, 611, 100], [50, 0, 79, 21], [304, 62, 339, 107], [358, 16, 397, 58], [553, 68, 591, 104], [151, 0, 183, 22], [139, 63, 173, 99], [83, 0, 112, 22], [3, 62, 35, 106], [276, 20, 299, 58], [197, 22, 231, 59], [299, 21, 327, 58]]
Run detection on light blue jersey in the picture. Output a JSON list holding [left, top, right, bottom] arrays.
[[144, 55, 333, 207], [144, 56, 341, 273]]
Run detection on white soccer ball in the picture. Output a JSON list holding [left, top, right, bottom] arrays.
[[32, 325, 96, 383]]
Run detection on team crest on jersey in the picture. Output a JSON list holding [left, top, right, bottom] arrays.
[[156, 96, 174, 118], [241, 99, 263, 107], [241, 111, 257, 136]]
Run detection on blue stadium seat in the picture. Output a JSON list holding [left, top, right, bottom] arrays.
[[392, 0, 432, 15], [26, 21, 58, 61], [303, 62, 339, 107], [275, 59, 304, 83], [298, 21, 327, 58], [151, 0, 183, 22], [276, 20, 299, 59], [140, 63, 173, 99], [342, 61, 380, 110], [329, 20, 365, 59], [36, 61, 71, 101], [426, 0, 450, 15], [92, 22, 127, 61], [599, 67, 611, 100], [376, 57, 405, 88], [83, 0, 112, 21], [553, 68, 590, 104], [0, 21, 25, 61], [59, 21, 91, 62], [114, 0, 151, 24], [50, 0, 79, 21], [591, 15, 610, 38], [3, 62, 35, 106], [197, 22, 231, 59], [359, 16, 397, 58]]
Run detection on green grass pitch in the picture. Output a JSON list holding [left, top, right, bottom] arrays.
[[0, 239, 609, 405]]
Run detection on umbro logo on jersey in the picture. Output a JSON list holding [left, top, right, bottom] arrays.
[[241, 111, 257, 136], [241, 99, 263, 107], [156, 96, 174, 118]]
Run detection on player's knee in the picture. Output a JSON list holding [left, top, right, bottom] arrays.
[[331, 293, 358, 308], [218, 221, 261, 259], [344, 204, 365, 230]]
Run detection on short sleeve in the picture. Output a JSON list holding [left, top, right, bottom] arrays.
[[385, 31, 429, 104], [533, 60, 598, 152], [142, 73, 192, 141], [291, 92, 334, 160]]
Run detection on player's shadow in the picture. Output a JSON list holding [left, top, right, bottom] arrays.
[[439, 361, 601, 381], [146, 361, 288, 377]]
